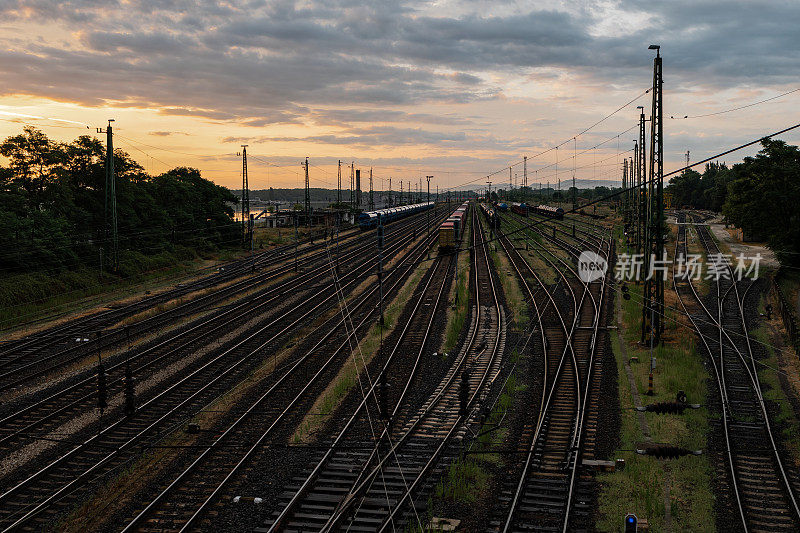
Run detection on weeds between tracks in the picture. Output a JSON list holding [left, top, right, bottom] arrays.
[[597, 234, 713, 532]]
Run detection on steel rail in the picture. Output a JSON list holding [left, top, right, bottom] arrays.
[[0, 208, 438, 443], [693, 218, 800, 526], [498, 210, 608, 532], [0, 215, 422, 452], [367, 204, 504, 532], [119, 225, 444, 533], [0, 210, 445, 531], [672, 213, 746, 529], [267, 221, 459, 532]]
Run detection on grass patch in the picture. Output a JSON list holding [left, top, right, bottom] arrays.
[[596, 231, 714, 533], [441, 219, 471, 355], [488, 240, 528, 328], [0, 246, 239, 332]]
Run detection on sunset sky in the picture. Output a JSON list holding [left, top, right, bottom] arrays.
[[1, 0, 798, 192]]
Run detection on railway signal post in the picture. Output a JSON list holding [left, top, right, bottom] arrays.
[[625, 513, 638, 532]]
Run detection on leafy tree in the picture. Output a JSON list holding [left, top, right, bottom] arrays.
[[724, 139, 800, 265], [0, 128, 238, 275]]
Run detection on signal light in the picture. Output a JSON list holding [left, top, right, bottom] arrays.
[[625, 513, 638, 532]]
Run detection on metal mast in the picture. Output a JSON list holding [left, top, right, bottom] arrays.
[[637, 106, 647, 258], [302, 157, 310, 226], [98, 119, 117, 271], [426, 175, 432, 234], [622, 158, 628, 231], [241, 145, 250, 244], [642, 44, 664, 345], [369, 168, 374, 211], [337, 160, 342, 204], [523, 155, 528, 189]]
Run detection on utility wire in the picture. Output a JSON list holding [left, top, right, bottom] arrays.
[[670, 88, 800, 120]]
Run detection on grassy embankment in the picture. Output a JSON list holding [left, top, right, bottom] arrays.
[[596, 226, 714, 532], [0, 246, 238, 333], [1, 225, 331, 335]]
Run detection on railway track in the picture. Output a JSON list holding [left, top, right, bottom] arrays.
[[0, 227, 356, 392], [114, 220, 448, 533], [673, 212, 800, 532], [0, 212, 435, 466], [260, 203, 505, 532], [494, 209, 610, 532], [0, 209, 447, 531], [0, 230, 336, 360]]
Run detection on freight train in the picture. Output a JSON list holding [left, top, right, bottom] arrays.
[[438, 202, 469, 250], [481, 203, 501, 230], [530, 204, 565, 220], [357, 201, 435, 229], [510, 202, 529, 217]]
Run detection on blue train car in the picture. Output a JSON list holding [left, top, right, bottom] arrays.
[[357, 201, 435, 229]]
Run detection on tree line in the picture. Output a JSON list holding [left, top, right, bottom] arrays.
[[667, 139, 800, 265], [0, 127, 238, 276]]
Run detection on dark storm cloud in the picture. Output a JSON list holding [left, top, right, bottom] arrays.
[[0, 0, 797, 147], [310, 109, 472, 127], [221, 125, 528, 153]]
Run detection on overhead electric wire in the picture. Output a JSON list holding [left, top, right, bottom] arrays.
[[432, 121, 800, 260], [671, 88, 800, 120]]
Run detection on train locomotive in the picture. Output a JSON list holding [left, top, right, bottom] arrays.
[[357, 201, 435, 230], [438, 201, 469, 250]]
